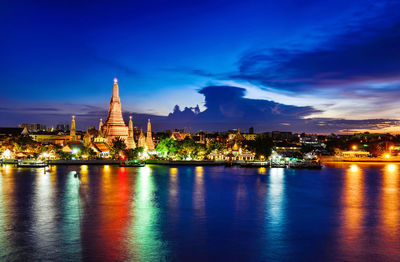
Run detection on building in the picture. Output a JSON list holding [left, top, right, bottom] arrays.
[[100, 78, 138, 149], [145, 119, 155, 151], [18, 123, 46, 132], [56, 124, 69, 133]]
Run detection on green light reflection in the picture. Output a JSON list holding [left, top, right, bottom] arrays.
[[131, 166, 169, 261]]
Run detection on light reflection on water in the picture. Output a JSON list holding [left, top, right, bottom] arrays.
[[0, 163, 400, 261], [339, 164, 364, 259]]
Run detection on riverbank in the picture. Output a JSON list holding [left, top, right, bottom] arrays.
[[146, 160, 226, 166]]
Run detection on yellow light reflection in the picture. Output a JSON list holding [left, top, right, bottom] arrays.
[[168, 167, 179, 209], [194, 166, 205, 214], [3, 165, 12, 176], [381, 164, 399, 239], [80, 165, 88, 174], [258, 167, 267, 175], [170, 168, 178, 176], [195, 166, 204, 176], [339, 164, 364, 256]]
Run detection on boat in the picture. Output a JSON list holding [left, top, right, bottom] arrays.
[[17, 159, 48, 168], [120, 159, 146, 167]]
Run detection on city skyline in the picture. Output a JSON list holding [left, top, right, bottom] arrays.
[[1, 0, 400, 133]]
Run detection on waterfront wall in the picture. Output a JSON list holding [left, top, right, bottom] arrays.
[[146, 160, 226, 166], [48, 160, 122, 165]]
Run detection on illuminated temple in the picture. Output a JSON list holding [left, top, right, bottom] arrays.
[[101, 78, 130, 145], [99, 78, 151, 150], [61, 78, 155, 156]]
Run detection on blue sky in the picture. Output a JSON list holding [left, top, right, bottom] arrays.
[[1, 0, 400, 132]]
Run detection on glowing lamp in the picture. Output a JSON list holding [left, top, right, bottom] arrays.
[[385, 154, 390, 159], [352, 145, 357, 151]]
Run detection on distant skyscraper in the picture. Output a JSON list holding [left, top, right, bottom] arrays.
[[18, 123, 46, 132], [56, 124, 69, 132]]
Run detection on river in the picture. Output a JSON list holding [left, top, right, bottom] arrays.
[[0, 163, 399, 261]]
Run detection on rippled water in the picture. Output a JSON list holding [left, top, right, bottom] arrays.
[[0, 163, 400, 261]]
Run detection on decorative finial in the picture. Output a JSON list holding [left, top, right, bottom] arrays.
[[129, 116, 132, 120], [72, 115, 75, 120], [100, 118, 103, 122], [114, 77, 118, 83]]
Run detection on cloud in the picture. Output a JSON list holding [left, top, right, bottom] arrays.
[[231, 1, 400, 98], [1, 85, 399, 133], [163, 85, 400, 133]]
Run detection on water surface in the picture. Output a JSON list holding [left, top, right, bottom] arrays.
[[0, 163, 399, 261]]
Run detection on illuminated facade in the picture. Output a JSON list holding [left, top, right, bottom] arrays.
[[101, 78, 129, 144], [146, 119, 155, 151], [70, 115, 77, 141], [100, 78, 136, 149]]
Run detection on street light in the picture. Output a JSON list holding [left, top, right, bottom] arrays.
[[352, 145, 357, 151]]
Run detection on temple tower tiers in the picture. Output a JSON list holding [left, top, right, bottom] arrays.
[[146, 119, 155, 150], [127, 116, 136, 149], [70, 115, 76, 141], [138, 129, 146, 148], [101, 78, 129, 144]]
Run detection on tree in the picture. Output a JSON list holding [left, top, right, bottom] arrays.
[[245, 134, 273, 158], [127, 147, 144, 159], [111, 137, 127, 159], [181, 137, 196, 159], [206, 140, 223, 154], [156, 138, 179, 157]]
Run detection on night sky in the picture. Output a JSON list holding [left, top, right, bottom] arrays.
[[1, 0, 400, 133]]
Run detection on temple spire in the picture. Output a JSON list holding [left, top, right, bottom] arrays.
[[127, 116, 136, 149], [112, 77, 119, 98], [102, 78, 128, 144], [138, 129, 146, 148], [146, 119, 155, 151], [99, 118, 103, 131], [70, 115, 76, 141]]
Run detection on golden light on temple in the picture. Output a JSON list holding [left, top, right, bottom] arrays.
[[352, 145, 358, 151], [113, 77, 118, 83], [385, 154, 391, 159]]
